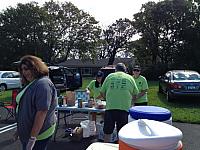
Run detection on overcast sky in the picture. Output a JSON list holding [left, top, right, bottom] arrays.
[[0, 0, 160, 26]]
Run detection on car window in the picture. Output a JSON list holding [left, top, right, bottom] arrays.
[[173, 73, 187, 80], [12, 72, 20, 78], [63, 68, 73, 76], [49, 69, 64, 80], [2, 72, 13, 78], [188, 74, 200, 80], [173, 72, 200, 80]]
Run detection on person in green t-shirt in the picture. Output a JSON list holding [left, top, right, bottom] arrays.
[[86, 71, 104, 99], [100, 63, 139, 143], [132, 65, 149, 106]]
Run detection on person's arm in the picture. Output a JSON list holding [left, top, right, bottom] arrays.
[[26, 110, 48, 150], [86, 87, 91, 94], [31, 110, 48, 137], [131, 77, 139, 105], [95, 94, 103, 100], [132, 95, 137, 106], [136, 89, 148, 99], [136, 78, 148, 99], [86, 80, 94, 96], [98, 92, 105, 99]]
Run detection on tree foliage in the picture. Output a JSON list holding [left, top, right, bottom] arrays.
[[1, 0, 200, 72], [42, 0, 101, 63], [0, 0, 101, 69], [133, 0, 200, 71], [0, 2, 46, 69], [101, 18, 135, 65]]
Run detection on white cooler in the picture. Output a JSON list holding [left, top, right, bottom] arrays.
[[118, 119, 183, 150]]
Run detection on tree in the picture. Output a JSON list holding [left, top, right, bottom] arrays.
[[133, 1, 160, 65], [101, 18, 135, 65], [0, 2, 47, 69], [132, 0, 197, 68], [42, 0, 101, 63], [0, 0, 102, 68]]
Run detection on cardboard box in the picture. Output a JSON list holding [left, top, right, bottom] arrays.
[[66, 91, 75, 106]]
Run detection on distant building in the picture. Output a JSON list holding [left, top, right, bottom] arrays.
[[58, 57, 135, 77]]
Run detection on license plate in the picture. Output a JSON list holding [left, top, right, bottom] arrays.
[[187, 86, 196, 90]]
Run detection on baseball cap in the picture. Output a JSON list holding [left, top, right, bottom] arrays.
[[96, 71, 104, 77], [133, 65, 141, 71]]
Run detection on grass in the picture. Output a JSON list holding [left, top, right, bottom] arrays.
[[0, 90, 12, 103], [1, 79, 200, 124], [148, 81, 200, 124], [83, 78, 200, 123]]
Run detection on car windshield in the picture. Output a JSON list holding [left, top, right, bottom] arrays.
[[173, 72, 200, 80]]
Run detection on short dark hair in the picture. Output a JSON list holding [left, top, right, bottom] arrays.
[[115, 63, 127, 72]]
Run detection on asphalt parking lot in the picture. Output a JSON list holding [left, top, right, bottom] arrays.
[[0, 110, 200, 150]]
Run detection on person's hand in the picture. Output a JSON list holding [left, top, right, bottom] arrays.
[[12, 130, 19, 142], [132, 95, 137, 106], [26, 137, 36, 150], [86, 89, 90, 94]]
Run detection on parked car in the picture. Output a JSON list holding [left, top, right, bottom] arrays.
[[48, 66, 82, 91], [158, 70, 200, 101], [0, 71, 21, 91]]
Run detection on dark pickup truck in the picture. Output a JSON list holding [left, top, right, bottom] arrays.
[[48, 66, 82, 91]]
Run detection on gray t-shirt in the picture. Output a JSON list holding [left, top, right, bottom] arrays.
[[17, 76, 57, 143]]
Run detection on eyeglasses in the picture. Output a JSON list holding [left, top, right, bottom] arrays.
[[133, 69, 140, 72]]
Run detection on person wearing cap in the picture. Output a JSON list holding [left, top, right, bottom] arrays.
[[100, 63, 139, 143], [132, 65, 149, 106], [86, 71, 104, 99]]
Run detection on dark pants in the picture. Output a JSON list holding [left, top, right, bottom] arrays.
[[22, 136, 51, 150], [103, 109, 128, 134], [134, 102, 148, 106]]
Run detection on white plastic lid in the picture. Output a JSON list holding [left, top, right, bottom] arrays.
[[118, 119, 183, 150]]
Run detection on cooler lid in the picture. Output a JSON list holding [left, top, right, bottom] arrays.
[[129, 106, 171, 121], [118, 119, 183, 150]]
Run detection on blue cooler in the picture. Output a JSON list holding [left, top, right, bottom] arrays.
[[128, 106, 172, 125]]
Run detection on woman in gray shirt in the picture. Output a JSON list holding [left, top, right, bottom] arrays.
[[15, 55, 57, 150]]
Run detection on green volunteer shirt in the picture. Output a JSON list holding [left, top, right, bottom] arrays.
[[134, 75, 148, 103], [87, 80, 102, 99], [101, 72, 139, 112]]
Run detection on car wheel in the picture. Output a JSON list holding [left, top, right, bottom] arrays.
[[166, 91, 173, 102], [0, 84, 6, 92]]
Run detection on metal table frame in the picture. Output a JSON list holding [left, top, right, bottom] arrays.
[[54, 104, 105, 141]]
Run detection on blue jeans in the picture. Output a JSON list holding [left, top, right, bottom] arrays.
[[22, 136, 51, 150]]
